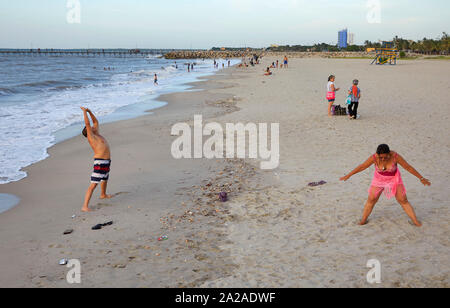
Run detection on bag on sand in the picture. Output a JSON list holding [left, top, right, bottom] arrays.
[[346, 95, 352, 105], [332, 105, 347, 116]]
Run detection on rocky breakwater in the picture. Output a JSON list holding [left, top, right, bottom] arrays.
[[164, 50, 259, 59]]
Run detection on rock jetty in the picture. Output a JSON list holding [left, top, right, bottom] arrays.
[[164, 50, 259, 59], [163, 50, 376, 59]]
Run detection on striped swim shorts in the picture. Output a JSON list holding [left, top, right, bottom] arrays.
[[91, 159, 111, 184]]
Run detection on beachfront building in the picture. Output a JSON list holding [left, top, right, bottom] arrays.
[[338, 29, 348, 49], [347, 33, 355, 46]]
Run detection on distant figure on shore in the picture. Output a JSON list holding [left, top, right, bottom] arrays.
[[228, 60, 231, 67], [188, 64, 190, 73], [154, 74, 158, 85], [283, 56, 288, 68], [326, 75, 340, 117], [80, 107, 113, 212], [347, 79, 361, 119], [340, 144, 431, 227], [276, 60, 279, 68], [264, 67, 272, 76]]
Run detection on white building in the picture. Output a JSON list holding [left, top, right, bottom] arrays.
[[347, 33, 355, 45]]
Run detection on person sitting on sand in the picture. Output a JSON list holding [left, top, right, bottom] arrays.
[[326, 75, 340, 117], [264, 67, 272, 76], [340, 144, 431, 227], [80, 107, 113, 212]]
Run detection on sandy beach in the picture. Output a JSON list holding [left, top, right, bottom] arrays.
[[0, 57, 449, 288]]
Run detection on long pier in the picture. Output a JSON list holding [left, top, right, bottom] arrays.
[[0, 49, 171, 58]]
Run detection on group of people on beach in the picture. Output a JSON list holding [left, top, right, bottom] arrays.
[[238, 54, 262, 68], [327, 75, 361, 120], [326, 75, 360, 119], [325, 72, 430, 226], [78, 56, 431, 228], [265, 56, 289, 76]]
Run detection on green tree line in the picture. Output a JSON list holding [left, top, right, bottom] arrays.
[[266, 32, 449, 54], [366, 32, 449, 54]]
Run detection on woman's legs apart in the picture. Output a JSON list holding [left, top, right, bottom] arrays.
[[395, 185, 422, 227]]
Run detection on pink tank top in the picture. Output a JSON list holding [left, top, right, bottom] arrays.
[[370, 153, 405, 199], [374, 153, 398, 176]]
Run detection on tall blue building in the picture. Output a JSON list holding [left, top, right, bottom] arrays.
[[338, 29, 348, 49]]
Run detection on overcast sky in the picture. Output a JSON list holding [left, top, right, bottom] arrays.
[[0, 0, 449, 49]]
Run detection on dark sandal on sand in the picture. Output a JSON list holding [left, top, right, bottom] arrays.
[[92, 221, 113, 230]]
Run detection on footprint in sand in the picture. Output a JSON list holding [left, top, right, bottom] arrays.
[[94, 192, 130, 209], [112, 192, 131, 197]]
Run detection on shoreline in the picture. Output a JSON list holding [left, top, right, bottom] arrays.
[[0, 63, 255, 287], [0, 59, 239, 187]]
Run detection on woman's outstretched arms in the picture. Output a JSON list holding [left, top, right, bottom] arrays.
[[397, 154, 431, 186], [340, 156, 374, 181]]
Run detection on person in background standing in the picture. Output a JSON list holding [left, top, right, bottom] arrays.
[[348, 79, 361, 119], [326, 75, 340, 117]]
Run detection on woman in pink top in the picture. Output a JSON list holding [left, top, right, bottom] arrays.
[[340, 144, 431, 227], [326, 75, 340, 117]]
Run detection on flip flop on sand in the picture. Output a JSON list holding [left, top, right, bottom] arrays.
[[308, 181, 327, 187], [92, 221, 114, 230]]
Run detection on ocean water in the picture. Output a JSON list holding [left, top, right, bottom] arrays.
[[0, 52, 240, 184]]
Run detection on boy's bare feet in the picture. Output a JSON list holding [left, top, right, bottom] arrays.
[[359, 219, 369, 226], [100, 195, 113, 200], [82, 207, 93, 212], [409, 220, 422, 227]]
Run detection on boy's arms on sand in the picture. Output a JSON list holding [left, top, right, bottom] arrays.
[[340, 156, 374, 181], [397, 154, 431, 186]]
